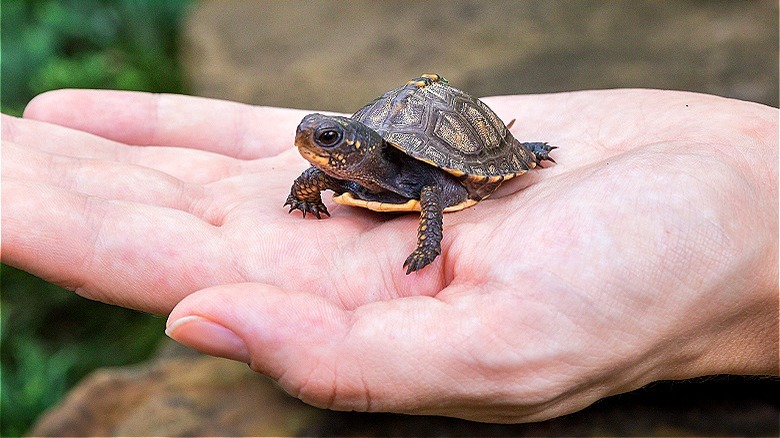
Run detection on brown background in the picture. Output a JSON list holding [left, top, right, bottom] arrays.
[[181, 0, 778, 112]]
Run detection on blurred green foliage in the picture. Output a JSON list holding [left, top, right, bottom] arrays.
[[1, 0, 190, 115], [1, 0, 192, 435], [1, 266, 168, 436]]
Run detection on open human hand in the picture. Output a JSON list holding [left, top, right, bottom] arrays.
[[2, 89, 776, 422]]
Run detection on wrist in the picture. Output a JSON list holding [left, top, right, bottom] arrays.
[[683, 102, 779, 378], [689, 291, 778, 378], [665, 253, 778, 380]]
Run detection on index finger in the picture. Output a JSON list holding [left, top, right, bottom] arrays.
[[0, 177, 232, 314], [23, 89, 312, 159]]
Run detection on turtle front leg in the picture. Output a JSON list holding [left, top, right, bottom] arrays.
[[404, 185, 445, 274], [285, 166, 343, 219]]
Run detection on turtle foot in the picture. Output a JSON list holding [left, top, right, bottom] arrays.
[[525, 142, 558, 165], [284, 195, 330, 219], [403, 246, 440, 274]]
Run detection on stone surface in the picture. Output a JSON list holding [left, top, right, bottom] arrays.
[[28, 341, 780, 436], [29, 343, 325, 436]]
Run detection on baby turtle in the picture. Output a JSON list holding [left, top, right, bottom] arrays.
[[285, 74, 556, 274]]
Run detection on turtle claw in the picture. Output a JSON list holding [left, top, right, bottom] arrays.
[[524, 142, 557, 165], [284, 195, 330, 219], [403, 246, 440, 274]]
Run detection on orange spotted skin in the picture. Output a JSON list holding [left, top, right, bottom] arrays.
[[402, 186, 444, 274], [285, 167, 336, 219], [285, 74, 556, 273]]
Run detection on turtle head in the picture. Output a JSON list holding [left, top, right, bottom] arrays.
[[295, 113, 384, 180]]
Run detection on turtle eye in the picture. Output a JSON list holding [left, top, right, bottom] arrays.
[[315, 129, 342, 147]]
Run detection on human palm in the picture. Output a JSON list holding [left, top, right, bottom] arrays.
[[2, 89, 776, 422]]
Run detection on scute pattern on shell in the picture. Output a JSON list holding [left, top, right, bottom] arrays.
[[351, 80, 536, 179]]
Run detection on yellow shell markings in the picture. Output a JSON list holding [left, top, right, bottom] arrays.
[[406, 74, 444, 88], [333, 192, 477, 213]]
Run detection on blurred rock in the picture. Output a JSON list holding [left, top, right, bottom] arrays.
[[180, 0, 777, 112], [29, 341, 780, 436], [28, 343, 325, 436]]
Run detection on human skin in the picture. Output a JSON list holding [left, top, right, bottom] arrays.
[[1, 89, 777, 422]]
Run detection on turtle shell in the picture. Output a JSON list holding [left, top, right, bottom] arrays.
[[351, 74, 539, 200]]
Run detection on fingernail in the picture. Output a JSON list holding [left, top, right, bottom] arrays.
[[165, 315, 250, 363]]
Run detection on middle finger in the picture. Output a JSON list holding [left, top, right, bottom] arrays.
[[2, 140, 222, 222], [2, 114, 256, 184]]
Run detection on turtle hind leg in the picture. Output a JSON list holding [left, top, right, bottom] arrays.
[[522, 142, 558, 165], [403, 186, 444, 274]]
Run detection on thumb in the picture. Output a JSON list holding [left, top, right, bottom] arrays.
[[165, 282, 476, 415]]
